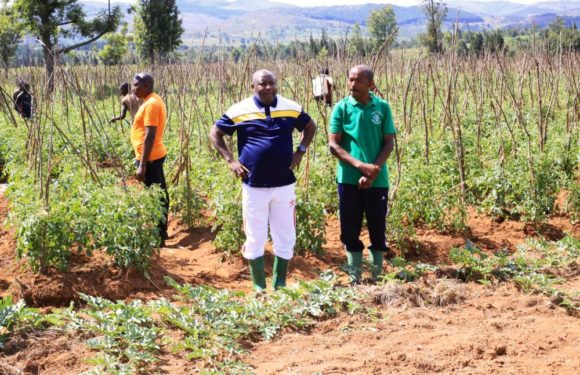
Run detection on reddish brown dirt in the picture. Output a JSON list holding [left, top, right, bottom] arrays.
[[0, 192, 579, 374], [1, 331, 91, 375], [245, 283, 580, 375], [0, 194, 16, 299]]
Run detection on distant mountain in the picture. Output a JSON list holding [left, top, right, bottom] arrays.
[[275, 4, 482, 25], [447, 1, 526, 16], [80, 0, 580, 45]]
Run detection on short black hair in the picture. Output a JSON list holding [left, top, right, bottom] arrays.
[[134, 72, 154, 87], [120, 82, 129, 92], [352, 65, 374, 82]]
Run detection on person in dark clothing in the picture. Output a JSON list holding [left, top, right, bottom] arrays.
[[13, 81, 33, 119]]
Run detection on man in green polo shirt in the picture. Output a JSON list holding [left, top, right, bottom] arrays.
[[328, 64, 396, 283]]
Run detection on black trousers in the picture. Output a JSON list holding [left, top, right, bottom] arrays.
[[338, 183, 389, 253], [136, 156, 169, 239]]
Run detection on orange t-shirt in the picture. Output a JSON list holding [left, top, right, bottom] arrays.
[[131, 92, 167, 161]]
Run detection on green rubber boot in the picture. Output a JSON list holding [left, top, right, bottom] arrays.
[[369, 249, 385, 282], [346, 251, 363, 284], [248, 256, 267, 292], [272, 256, 289, 290]]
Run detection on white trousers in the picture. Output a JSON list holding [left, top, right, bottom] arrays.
[[242, 183, 296, 260]]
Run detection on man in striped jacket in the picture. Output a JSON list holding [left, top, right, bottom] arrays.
[[210, 69, 316, 292]]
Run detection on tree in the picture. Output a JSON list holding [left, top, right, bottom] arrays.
[[367, 5, 398, 52], [545, 17, 580, 52], [133, 0, 184, 64], [347, 23, 366, 57], [308, 33, 319, 57], [320, 28, 330, 52], [99, 25, 129, 65], [484, 29, 505, 54], [471, 32, 484, 56], [14, 0, 122, 91], [0, 2, 23, 71], [421, 0, 448, 54]]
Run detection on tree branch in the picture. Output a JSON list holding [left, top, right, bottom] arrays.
[[56, 29, 109, 54]]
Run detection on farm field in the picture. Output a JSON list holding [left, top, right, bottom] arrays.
[[1, 193, 579, 374], [0, 51, 579, 374]]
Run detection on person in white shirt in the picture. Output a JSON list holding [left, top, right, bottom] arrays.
[[312, 68, 334, 107]]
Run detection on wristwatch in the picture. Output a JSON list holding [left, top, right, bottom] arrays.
[[297, 144, 307, 153]]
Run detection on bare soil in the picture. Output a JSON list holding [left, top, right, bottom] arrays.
[[0, 191, 579, 374]]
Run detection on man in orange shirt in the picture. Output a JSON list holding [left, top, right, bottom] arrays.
[[131, 72, 169, 245]]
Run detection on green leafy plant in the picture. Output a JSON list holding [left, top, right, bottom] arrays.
[[295, 196, 326, 255], [448, 238, 579, 313], [9, 168, 164, 274], [0, 297, 43, 348], [168, 181, 205, 230], [68, 294, 161, 374], [381, 257, 438, 282]]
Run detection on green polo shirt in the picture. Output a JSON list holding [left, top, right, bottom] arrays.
[[329, 93, 396, 188]]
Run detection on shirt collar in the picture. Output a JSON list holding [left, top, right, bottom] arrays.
[[348, 92, 376, 107], [253, 95, 278, 109]]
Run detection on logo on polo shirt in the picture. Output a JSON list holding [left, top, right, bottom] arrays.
[[371, 111, 382, 125]]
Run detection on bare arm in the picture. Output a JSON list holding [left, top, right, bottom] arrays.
[[110, 102, 129, 123], [358, 134, 395, 189], [374, 134, 395, 167], [209, 123, 249, 178], [290, 119, 317, 169], [328, 132, 380, 179], [136, 126, 156, 181]]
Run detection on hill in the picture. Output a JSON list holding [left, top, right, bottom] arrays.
[[81, 0, 580, 44]]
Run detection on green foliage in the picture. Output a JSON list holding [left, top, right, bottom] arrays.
[[471, 157, 560, 221], [210, 186, 244, 257], [295, 198, 326, 255], [381, 257, 438, 282], [449, 238, 580, 313], [565, 181, 580, 224], [43, 273, 363, 373], [168, 182, 205, 230], [69, 294, 161, 374], [88, 185, 165, 273], [16, 208, 76, 272], [389, 142, 467, 232], [0, 3, 23, 69], [132, 0, 184, 63], [0, 297, 42, 348], [158, 271, 362, 366], [9, 168, 164, 273], [543, 17, 580, 52], [293, 169, 331, 256], [379, 237, 578, 313], [347, 23, 367, 57], [98, 28, 129, 65], [367, 5, 398, 52], [449, 242, 497, 283], [420, 0, 448, 54], [13, 0, 122, 87]]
